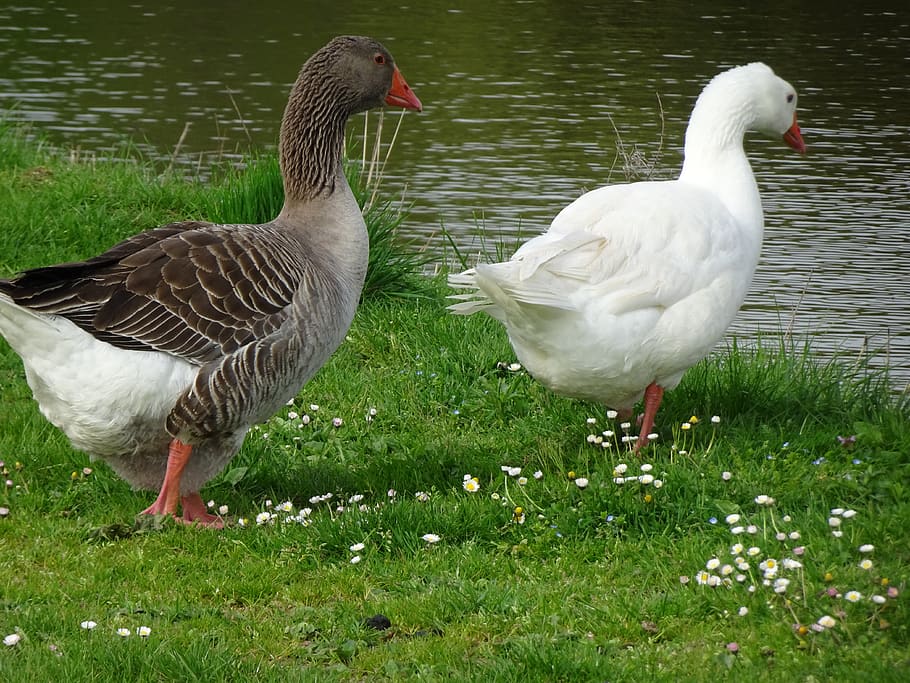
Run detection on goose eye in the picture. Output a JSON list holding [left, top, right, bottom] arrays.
[[786, 93, 794, 103], [374, 54, 386, 65]]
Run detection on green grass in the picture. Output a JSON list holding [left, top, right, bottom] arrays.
[[1, 126, 909, 681]]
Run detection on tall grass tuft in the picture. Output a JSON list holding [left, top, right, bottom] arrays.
[[197, 154, 285, 227], [347, 156, 433, 299], [0, 118, 44, 170], [671, 334, 900, 432], [606, 92, 669, 183]]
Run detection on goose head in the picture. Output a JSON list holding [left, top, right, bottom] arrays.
[[279, 35, 422, 202], [684, 62, 805, 157], [317, 35, 423, 115], [743, 63, 805, 153]]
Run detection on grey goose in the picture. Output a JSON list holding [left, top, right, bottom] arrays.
[[0, 35, 422, 526]]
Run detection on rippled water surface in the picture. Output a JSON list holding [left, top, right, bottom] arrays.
[[2, 0, 909, 384]]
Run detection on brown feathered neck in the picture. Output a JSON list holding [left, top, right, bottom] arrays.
[[278, 50, 362, 203]]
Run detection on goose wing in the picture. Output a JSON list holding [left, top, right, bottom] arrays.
[[507, 182, 744, 313], [0, 221, 313, 364]]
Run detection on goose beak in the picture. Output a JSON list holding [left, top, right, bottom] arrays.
[[783, 113, 806, 153], [385, 67, 423, 112]]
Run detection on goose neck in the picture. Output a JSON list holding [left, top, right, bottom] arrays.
[[679, 107, 763, 230], [682, 102, 750, 162], [279, 87, 350, 203]]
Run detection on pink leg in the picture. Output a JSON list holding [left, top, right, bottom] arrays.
[[141, 439, 193, 517], [180, 492, 225, 529], [634, 382, 664, 454]]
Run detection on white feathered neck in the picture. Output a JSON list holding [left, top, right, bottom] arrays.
[[679, 62, 778, 229]]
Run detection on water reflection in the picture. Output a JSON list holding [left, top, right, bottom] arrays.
[[1, 0, 908, 386]]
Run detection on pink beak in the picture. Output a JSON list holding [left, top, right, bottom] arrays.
[[385, 66, 422, 112], [783, 112, 806, 153]]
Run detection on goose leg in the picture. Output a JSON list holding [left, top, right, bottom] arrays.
[[180, 492, 224, 529], [140, 439, 193, 518], [634, 382, 664, 453], [614, 407, 634, 421]]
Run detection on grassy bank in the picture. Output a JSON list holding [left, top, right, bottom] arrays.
[[1, 125, 908, 681]]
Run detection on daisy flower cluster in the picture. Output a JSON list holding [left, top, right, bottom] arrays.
[[671, 414, 721, 456], [83, 619, 151, 638], [251, 399, 377, 449], [219, 483, 446, 563], [458, 455, 670, 538], [686, 495, 901, 639], [348, 541, 365, 564], [609, 462, 664, 504], [235, 491, 374, 528], [827, 506, 857, 538], [487, 465, 533, 523], [461, 465, 548, 527], [0, 459, 20, 519], [584, 413, 722, 455], [4, 619, 155, 649], [584, 412, 647, 451]]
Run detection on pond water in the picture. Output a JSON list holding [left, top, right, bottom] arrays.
[[2, 0, 909, 387]]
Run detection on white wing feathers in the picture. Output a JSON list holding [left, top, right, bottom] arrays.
[[451, 183, 733, 311]]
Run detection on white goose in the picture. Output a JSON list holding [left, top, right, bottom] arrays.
[[449, 62, 805, 450], [0, 36, 422, 526]]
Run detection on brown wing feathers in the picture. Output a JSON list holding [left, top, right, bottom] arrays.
[[0, 221, 307, 364]]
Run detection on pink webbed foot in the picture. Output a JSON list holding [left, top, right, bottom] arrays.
[[179, 492, 225, 529], [139, 439, 223, 528]]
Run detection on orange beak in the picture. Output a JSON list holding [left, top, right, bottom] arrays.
[[783, 112, 806, 154], [385, 66, 422, 112]]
